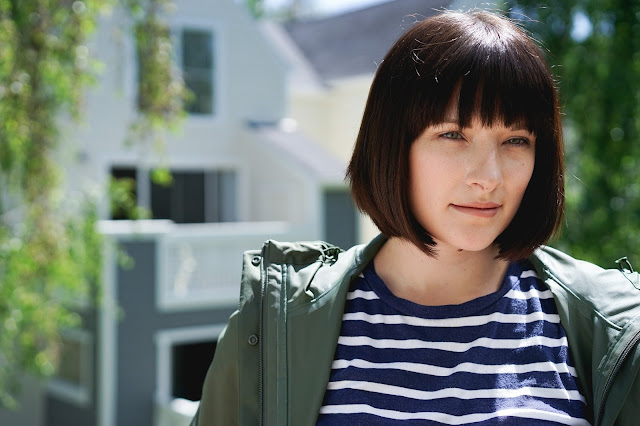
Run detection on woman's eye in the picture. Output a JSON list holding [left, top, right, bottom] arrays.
[[506, 137, 530, 146], [441, 131, 463, 139]]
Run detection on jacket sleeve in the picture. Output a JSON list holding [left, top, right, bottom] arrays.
[[191, 311, 240, 426]]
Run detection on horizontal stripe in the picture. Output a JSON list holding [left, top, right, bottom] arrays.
[[346, 290, 379, 300], [327, 366, 583, 395], [326, 380, 586, 403], [331, 358, 578, 377], [342, 311, 560, 328], [319, 404, 590, 425], [320, 262, 587, 424], [339, 315, 564, 341], [335, 342, 572, 369], [504, 287, 554, 300], [520, 270, 539, 279], [337, 335, 568, 352], [343, 296, 560, 318]]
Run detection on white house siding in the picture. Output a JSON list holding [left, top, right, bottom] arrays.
[[29, 0, 337, 425], [64, 0, 289, 223], [242, 128, 321, 236]]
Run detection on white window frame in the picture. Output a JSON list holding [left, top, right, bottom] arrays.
[[47, 328, 93, 406], [171, 17, 226, 124], [154, 324, 226, 405]]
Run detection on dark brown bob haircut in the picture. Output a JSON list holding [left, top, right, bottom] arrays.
[[347, 10, 564, 261]]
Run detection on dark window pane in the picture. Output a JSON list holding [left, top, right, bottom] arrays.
[[182, 30, 212, 69], [180, 172, 205, 223], [150, 177, 172, 220], [149, 169, 237, 224], [182, 29, 214, 115], [111, 167, 137, 181], [110, 167, 137, 220], [171, 340, 216, 401], [150, 171, 206, 223], [183, 71, 213, 114]]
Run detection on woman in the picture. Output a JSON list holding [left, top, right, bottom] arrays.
[[191, 10, 640, 425]]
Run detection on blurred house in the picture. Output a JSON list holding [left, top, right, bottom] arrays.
[[1, 0, 352, 425], [0, 1, 503, 425]]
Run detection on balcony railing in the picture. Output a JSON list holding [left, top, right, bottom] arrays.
[[98, 220, 306, 312], [154, 398, 198, 426]]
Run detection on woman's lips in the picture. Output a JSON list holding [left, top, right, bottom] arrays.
[[451, 203, 501, 218]]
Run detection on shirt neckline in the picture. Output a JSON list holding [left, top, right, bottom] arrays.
[[362, 261, 524, 319]]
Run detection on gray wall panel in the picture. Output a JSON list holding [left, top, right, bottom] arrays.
[[46, 395, 94, 426], [116, 240, 235, 425], [45, 300, 99, 426], [323, 189, 358, 249], [0, 375, 44, 426]]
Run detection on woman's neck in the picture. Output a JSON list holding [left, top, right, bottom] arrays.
[[373, 237, 510, 306]]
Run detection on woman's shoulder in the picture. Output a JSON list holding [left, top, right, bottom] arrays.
[[529, 245, 640, 324], [531, 245, 638, 288], [238, 235, 386, 308], [251, 234, 387, 266]]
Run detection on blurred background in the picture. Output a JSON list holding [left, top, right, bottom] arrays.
[[0, 0, 638, 425]]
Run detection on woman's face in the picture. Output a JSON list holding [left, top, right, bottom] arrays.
[[409, 114, 535, 254]]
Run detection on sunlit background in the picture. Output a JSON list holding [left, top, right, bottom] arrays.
[[0, 0, 638, 425]]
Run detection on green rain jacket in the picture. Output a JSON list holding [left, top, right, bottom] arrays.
[[191, 235, 640, 426]]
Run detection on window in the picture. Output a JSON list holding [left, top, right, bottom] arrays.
[[171, 340, 216, 401], [109, 167, 236, 223], [136, 27, 215, 115], [152, 171, 206, 223], [181, 29, 214, 115], [151, 170, 236, 223], [155, 325, 225, 404], [48, 330, 93, 405], [110, 167, 137, 220]]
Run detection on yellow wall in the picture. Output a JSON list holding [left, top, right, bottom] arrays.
[[290, 74, 381, 244]]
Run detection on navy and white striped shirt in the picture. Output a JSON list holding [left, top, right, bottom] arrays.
[[317, 261, 590, 425]]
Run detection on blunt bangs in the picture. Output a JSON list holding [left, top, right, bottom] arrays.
[[406, 12, 556, 141], [348, 10, 564, 260]]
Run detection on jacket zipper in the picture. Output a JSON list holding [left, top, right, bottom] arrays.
[[256, 245, 339, 425], [258, 250, 267, 426], [595, 328, 640, 425]]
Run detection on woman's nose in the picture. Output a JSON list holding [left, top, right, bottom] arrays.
[[464, 147, 503, 192]]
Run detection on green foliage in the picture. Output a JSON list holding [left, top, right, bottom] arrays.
[[245, 0, 265, 18], [109, 177, 151, 220], [126, 0, 188, 148], [242, 0, 295, 21], [504, 0, 640, 266], [0, 0, 185, 407]]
